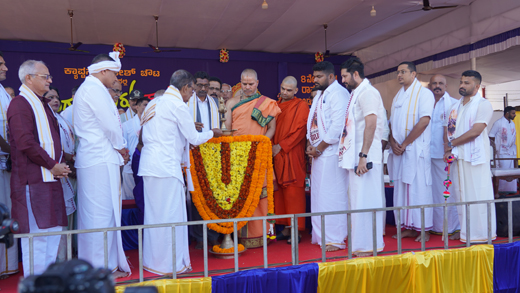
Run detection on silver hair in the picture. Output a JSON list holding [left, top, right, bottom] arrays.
[[170, 69, 194, 90], [18, 60, 46, 84]]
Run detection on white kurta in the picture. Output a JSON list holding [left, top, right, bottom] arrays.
[[339, 79, 385, 253], [431, 93, 460, 234], [74, 75, 130, 273], [489, 116, 518, 192], [448, 95, 496, 243], [139, 85, 213, 275], [120, 107, 135, 124], [121, 115, 141, 200], [307, 80, 350, 249], [61, 104, 74, 130], [388, 79, 434, 231], [0, 84, 18, 276]]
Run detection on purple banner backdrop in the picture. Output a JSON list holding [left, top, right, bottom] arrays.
[[0, 40, 348, 110]]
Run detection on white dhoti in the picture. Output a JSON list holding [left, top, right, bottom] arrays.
[[348, 164, 385, 253], [22, 186, 62, 277], [0, 170, 18, 276], [454, 160, 497, 243], [431, 159, 460, 234], [393, 156, 433, 231], [77, 163, 130, 273], [497, 154, 518, 193], [143, 176, 191, 275], [311, 155, 348, 249], [122, 171, 136, 200]]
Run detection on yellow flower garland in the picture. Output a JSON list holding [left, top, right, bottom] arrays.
[[190, 135, 274, 234]]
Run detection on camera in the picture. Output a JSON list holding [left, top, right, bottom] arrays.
[[0, 203, 18, 248]]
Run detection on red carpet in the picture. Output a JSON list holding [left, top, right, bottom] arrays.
[[0, 225, 513, 292]]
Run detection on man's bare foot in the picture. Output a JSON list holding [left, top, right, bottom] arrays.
[[392, 229, 417, 239], [112, 270, 129, 279], [325, 245, 340, 252], [449, 231, 460, 240], [414, 231, 430, 242], [354, 252, 373, 257]]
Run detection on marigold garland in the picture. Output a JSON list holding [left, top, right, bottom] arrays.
[[190, 135, 274, 234], [219, 49, 229, 63], [212, 244, 245, 253], [221, 142, 231, 185]]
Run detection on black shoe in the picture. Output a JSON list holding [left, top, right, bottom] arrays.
[[287, 235, 301, 245], [276, 232, 290, 241]]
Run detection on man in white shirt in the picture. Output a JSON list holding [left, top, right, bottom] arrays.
[[122, 97, 149, 200], [60, 85, 79, 130], [388, 61, 434, 242], [74, 52, 131, 278], [490, 106, 517, 193], [0, 51, 18, 278], [338, 57, 385, 256], [444, 70, 496, 243], [120, 89, 139, 123], [109, 80, 122, 104], [139, 70, 222, 275], [306, 61, 349, 252], [221, 83, 232, 102], [186, 71, 221, 249], [429, 74, 461, 240]]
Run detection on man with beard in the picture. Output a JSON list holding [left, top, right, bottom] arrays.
[[0, 51, 18, 278], [225, 68, 281, 248], [429, 74, 461, 240], [306, 61, 349, 252], [489, 106, 517, 193], [388, 61, 434, 242], [337, 57, 385, 256], [74, 52, 131, 278], [272, 76, 309, 244], [187, 71, 220, 132], [186, 71, 220, 249], [444, 70, 496, 243]]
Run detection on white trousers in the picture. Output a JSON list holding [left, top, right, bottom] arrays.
[[455, 160, 497, 243], [431, 159, 460, 234], [393, 156, 433, 231], [21, 186, 62, 277], [77, 163, 130, 273], [143, 176, 191, 275], [348, 164, 385, 253], [0, 170, 18, 276], [311, 155, 349, 249], [497, 154, 518, 193], [122, 171, 136, 200]]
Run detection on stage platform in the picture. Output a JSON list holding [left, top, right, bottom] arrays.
[[1, 224, 516, 292]]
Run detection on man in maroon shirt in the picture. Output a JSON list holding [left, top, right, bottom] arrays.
[[7, 60, 70, 276]]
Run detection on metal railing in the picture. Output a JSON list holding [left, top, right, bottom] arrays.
[[14, 197, 519, 283]]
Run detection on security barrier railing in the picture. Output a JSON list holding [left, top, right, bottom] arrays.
[[14, 197, 520, 283]]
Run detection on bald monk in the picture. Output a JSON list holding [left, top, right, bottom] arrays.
[[272, 77, 309, 244], [225, 69, 281, 248]]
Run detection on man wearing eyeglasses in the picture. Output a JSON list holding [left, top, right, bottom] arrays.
[[109, 80, 122, 104], [8, 60, 71, 276], [221, 83, 232, 102], [120, 89, 140, 124], [388, 61, 434, 242], [186, 71, 221, 249], [0, 51, 19, 278], [208, 76, 222, 101]]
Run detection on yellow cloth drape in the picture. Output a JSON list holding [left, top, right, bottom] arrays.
[[115, 278, 212, 293], [317, 245, 494, 293]]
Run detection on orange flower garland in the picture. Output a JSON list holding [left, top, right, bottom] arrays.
[[315, 52, 324, 63], [219, 49, 229, 63], [190, 135, 274, 234], [113, 43, 126, 58], [221, 142, 231, 185], [212, 244, 245, 253]]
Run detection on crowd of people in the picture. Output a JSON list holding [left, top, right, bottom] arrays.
[[0, 49, 506, 279]]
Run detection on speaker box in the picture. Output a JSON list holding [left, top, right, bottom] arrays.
[[495, 200, 520, 237]]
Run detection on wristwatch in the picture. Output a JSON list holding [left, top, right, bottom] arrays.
[[316, 148, 322, 156], [448, 141, 453, 148], [359, 152, 368, 158]]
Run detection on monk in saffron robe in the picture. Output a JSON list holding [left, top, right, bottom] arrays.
[[272, 76, 309, 243], [225, 69, 281, 248]]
